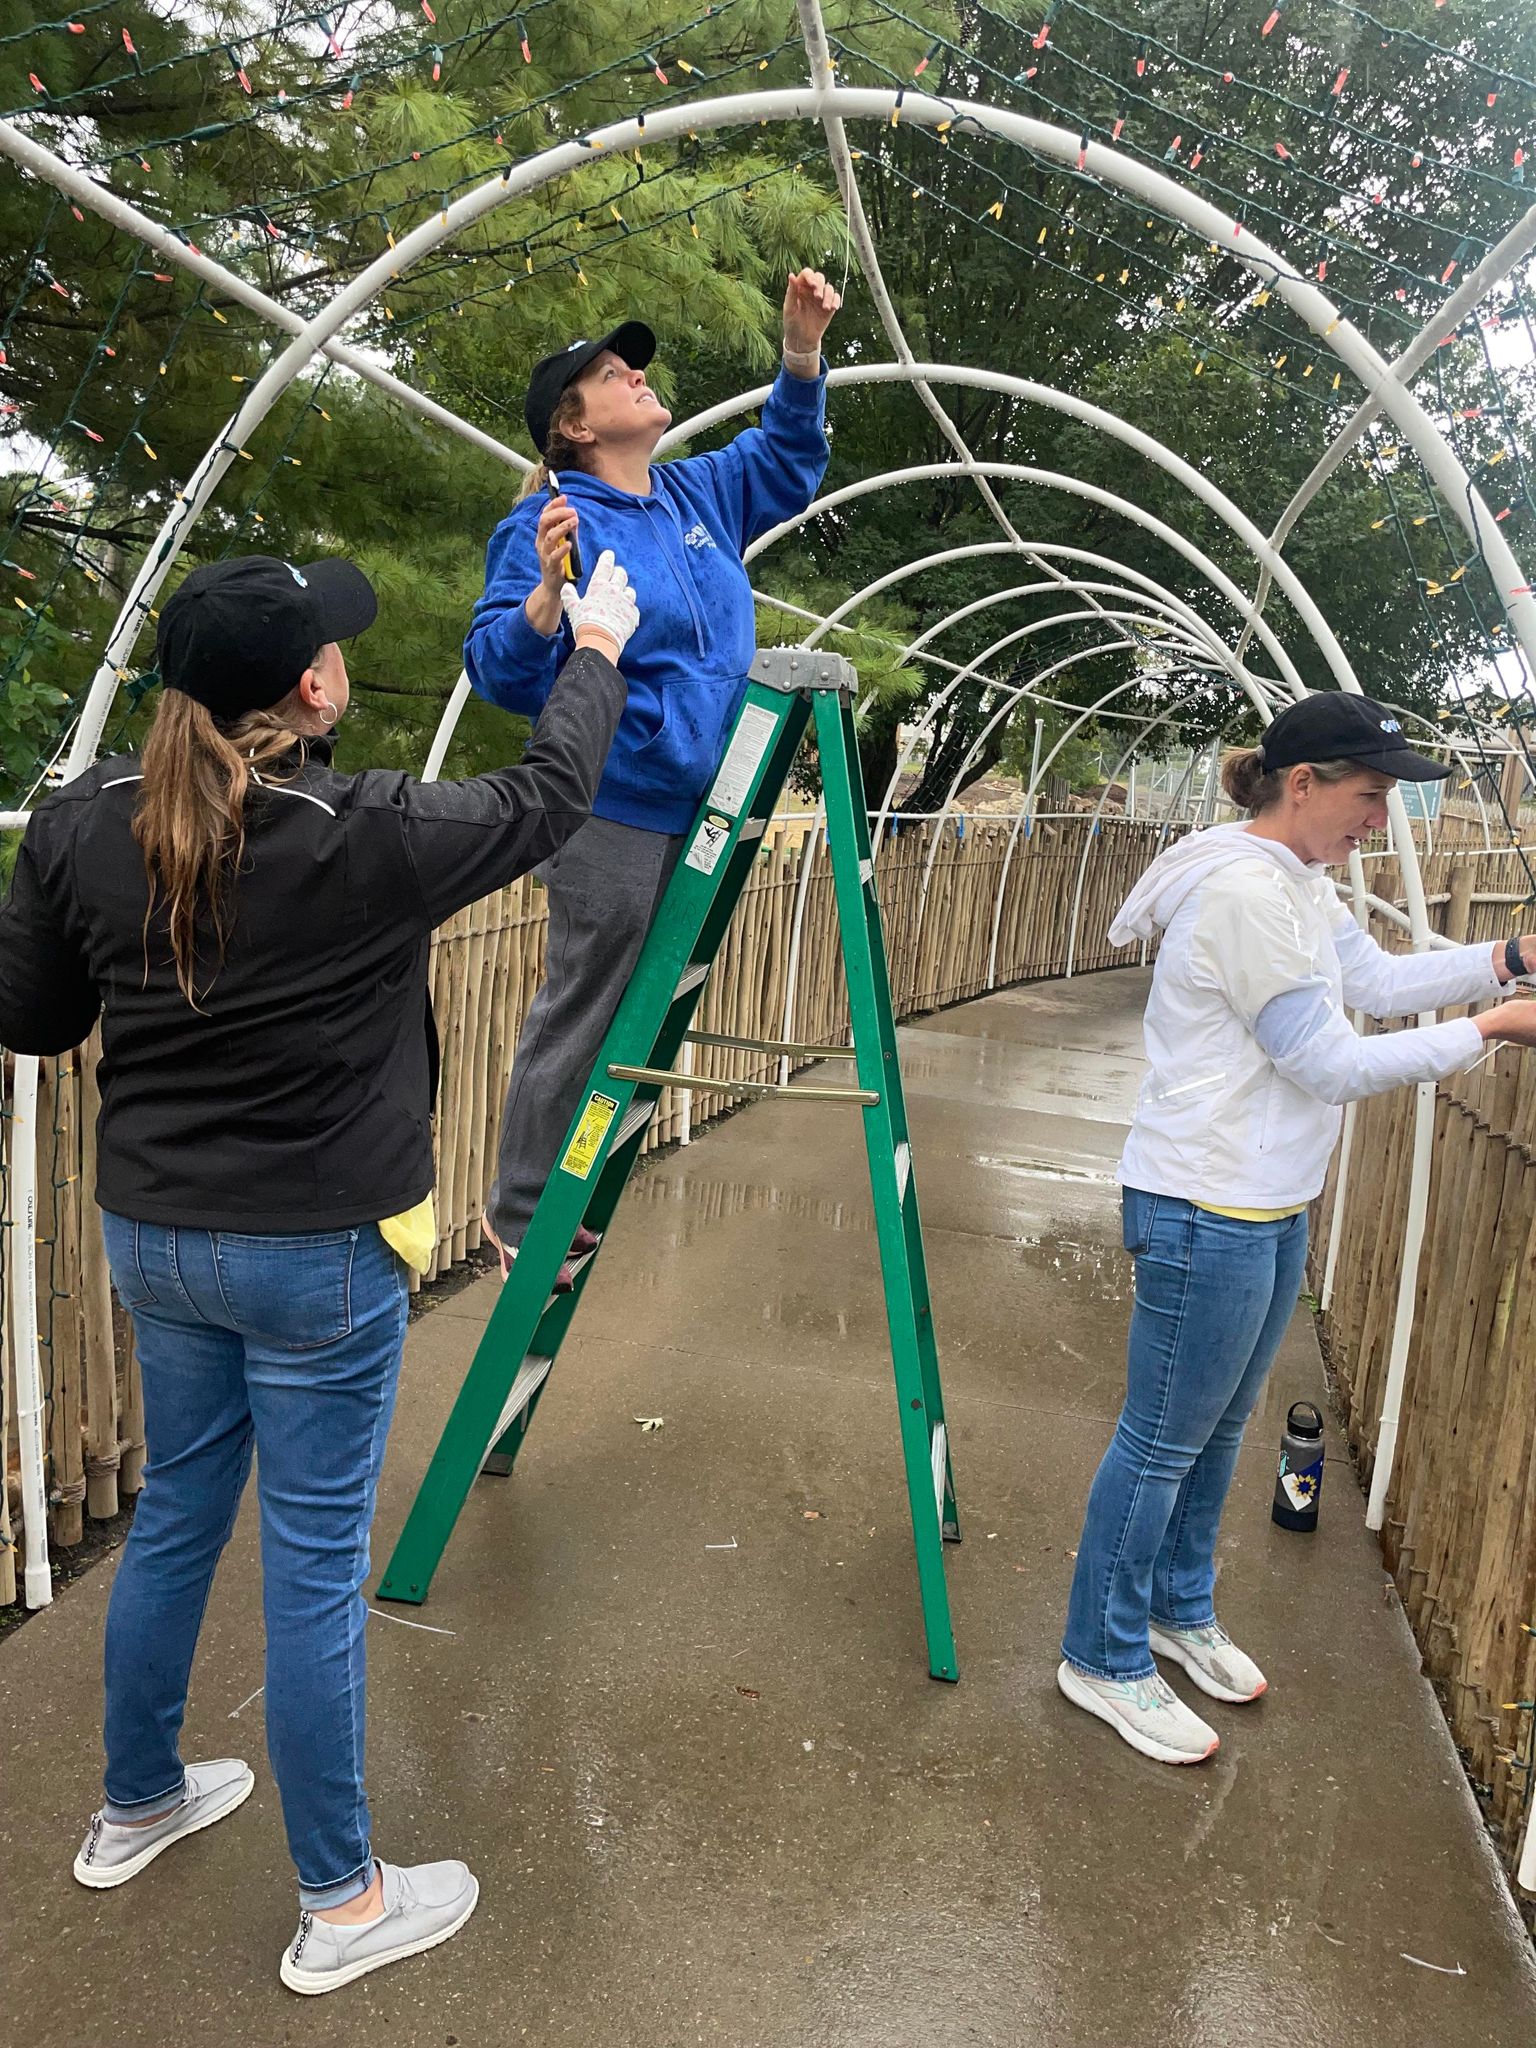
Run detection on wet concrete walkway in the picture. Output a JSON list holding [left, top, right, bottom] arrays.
[[5, 969, 1536, 2046]]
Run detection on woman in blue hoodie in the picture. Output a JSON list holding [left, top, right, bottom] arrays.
[[465, 271, 840, 1276]]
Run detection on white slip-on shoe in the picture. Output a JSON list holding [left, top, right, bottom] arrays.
[[1057, 1660, 1220, 1764], [280, 1858, 479, 1995], [73, 1759, 255, 1888], [1149, 1621, 1267, 1704]]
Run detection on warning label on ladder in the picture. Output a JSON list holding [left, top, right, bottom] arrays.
[[560, 1091, 619, 1179], [684, 811, 732, 877], [707, 703, 779, 815]]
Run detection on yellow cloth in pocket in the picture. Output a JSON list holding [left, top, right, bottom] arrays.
[[379, 1195, 436, 1274]]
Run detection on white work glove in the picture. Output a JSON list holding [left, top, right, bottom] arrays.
[[560, 549, 639, 661]]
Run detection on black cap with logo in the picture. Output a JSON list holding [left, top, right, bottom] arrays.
[[1256, 693, 1451, 782], [524, 320, 656, 457], [155, 555, 378, 720]]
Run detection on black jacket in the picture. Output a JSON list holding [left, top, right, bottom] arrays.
[[0, 646, 626, 1232]]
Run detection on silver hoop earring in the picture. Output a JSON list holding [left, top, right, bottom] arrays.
[[320, 700, 338, 726]]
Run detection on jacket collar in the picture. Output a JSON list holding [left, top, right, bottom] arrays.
[[276, 731, 338, 775]]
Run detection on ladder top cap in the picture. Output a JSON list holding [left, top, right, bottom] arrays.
[[750, 646, 857, 695]]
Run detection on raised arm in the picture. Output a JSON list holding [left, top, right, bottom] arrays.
[[675, 269, 840, 549]]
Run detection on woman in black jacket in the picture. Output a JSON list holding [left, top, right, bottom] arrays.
[[0, 546, 638, 1995]]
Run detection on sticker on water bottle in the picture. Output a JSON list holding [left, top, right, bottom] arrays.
[[1280, 1454, 1323, 1511]]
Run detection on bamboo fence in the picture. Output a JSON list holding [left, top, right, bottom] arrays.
[[11, 813, 1536, 1905], [1310, 843, 1536, 1893], [0, 810, 1160, 1605]]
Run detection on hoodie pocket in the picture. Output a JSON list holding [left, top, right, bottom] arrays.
[[626, 673, 739, 802]]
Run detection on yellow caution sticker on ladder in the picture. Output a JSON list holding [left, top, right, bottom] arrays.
[[560, 1091, 619, 1179]]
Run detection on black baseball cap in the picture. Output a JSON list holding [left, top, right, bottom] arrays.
[[524, 320, 656, 457], [1257, 693, 1451, 782], [156, 555, 377, 719]]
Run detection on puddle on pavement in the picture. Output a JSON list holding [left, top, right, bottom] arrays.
[[628, 1171, 872, 1242], [975, 1153, 1119, 1186], [1014, 1230, 1129, 1303]]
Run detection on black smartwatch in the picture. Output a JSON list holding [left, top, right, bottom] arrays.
[[1506, 936, 1527, 983]]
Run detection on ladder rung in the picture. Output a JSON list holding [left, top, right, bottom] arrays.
[[615, 1098, 655, 1149], [684, 1029, 857, 1062], [930, 1421, 947, 1522], [608, 1063, 878, 1106], [673, 964, 710, 1001], [486, 1354, 553, 1456]]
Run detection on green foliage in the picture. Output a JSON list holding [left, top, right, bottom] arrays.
[[0, 600, 72, 790], [790, 0, 1536, 794], [3, 0, 1534, 819], [1, 1, 851, 794]]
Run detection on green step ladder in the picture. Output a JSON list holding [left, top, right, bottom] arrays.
[[377, 647, 961, 1681]]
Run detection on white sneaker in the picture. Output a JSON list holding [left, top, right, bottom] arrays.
[[1057, 1660, 1219, 1764], [1149, 1621, 1267, 1704], [73, 1758, 254, 1888], [280, 1858, 479, 1995]]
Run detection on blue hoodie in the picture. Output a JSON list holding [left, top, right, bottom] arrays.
[[464, 365, 830, 835]]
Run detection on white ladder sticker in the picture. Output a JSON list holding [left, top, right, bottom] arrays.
[[707, 703, 779, 814], [859, 858, 873, 886], [895, 1142, 911, 1203], [684, 811, 732, 877]]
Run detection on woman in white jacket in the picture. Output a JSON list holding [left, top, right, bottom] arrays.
[[1058, 691, 1536, 1765]]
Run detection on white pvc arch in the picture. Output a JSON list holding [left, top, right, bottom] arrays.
[[9, 83, 1529, 786], [1, 75, 1525, 1600], [680, 363, 1362, 699], [870, 590, 1274, 845], [902, 613, 1231, 896]]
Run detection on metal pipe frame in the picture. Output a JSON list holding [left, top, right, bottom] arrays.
[[788, 0, 1124, 657], [746, 461, 1331, 700]]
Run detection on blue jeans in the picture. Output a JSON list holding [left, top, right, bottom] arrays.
[[98, 1214, 408, 1908], [1062, 1190, 1309, 1682]]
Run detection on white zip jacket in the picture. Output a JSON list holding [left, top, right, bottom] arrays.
[[1109, 824, 1500, 1209]]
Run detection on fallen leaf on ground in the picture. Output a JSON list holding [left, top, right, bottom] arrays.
[[632, 1415, 665, 1432], [802, 1509, 822, 1520], [735, 1686, 761, 1701]]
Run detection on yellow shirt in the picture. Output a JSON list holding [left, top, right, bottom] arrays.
[[1194, 1202, 1307, 1223], [378, 1195, 436, 1274]]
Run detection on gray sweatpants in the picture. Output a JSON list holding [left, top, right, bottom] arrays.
[[486, 813, 685, 1247]]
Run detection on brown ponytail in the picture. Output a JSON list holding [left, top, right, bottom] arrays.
[[1221, 746, 1361, 819], [132, 690, 306, 1006], [515, 386, 591, 501]]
